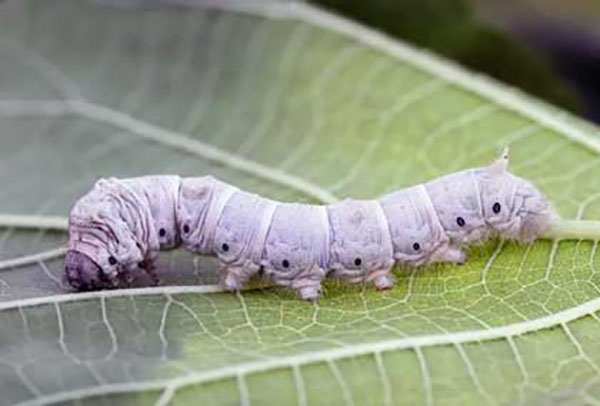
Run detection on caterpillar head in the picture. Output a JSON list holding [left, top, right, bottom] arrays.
[[479, 148, 551, 242], [65, 188, 145, 290], [64, 250, 108, 291]]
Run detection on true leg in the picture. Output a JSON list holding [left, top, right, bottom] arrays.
[[138, 260, 160, 286]]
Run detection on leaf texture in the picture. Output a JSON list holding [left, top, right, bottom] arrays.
[[1, 1, 600, 405]]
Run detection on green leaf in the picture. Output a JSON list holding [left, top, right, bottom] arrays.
[[1, 1, 600, 405]]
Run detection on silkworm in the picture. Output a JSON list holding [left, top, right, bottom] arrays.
[[65, 149, 551, 300]]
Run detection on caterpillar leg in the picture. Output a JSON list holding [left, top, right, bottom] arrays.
[[297, 285, 321, 302], [374, 274, 395, 290], [220, 266, 252, 292], [366, 267, 396, 291], [117, 269, 135, 287], [288, 269, 325, 302], [431, 245, 466, 264], [138, 259, 160, 286]]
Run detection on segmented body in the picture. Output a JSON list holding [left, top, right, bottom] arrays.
[[66, 150, 551, 300]]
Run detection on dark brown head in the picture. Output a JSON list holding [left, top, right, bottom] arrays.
[[64, 250, 117, 291]]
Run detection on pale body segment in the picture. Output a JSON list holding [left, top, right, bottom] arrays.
[[261, 204, 330, 301], [65, 150, 551, 300], [379, 184, 465, 267], [327, 199, 395, 290], [212, 190, 276, 292]]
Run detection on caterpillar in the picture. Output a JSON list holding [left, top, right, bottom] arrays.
[[65, 149, 551, 301]]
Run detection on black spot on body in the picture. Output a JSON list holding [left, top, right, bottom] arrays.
[[493, 202, 501, 214], [354, 258, 362, 266], [282, 259, 290, 268], [457, 217, 465, 227], [159, 228, 166, 237], [413, 242, 420, 251], [108, 256, 117, 265], [222, 243, 229, 252], [183, 224, 190, 234]]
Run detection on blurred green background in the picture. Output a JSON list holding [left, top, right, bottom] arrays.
[[311, 0, 600, 123]]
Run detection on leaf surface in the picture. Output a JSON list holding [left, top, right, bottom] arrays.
[[1, 1, 600, 405]]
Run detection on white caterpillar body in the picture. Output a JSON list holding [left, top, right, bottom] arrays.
[[65, 150, 551, 300], [328, 199, 394, 289], [261, 204, 329, 300]]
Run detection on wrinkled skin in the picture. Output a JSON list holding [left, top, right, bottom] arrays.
[[213, 192, 276, 292], [65, 150, 550, 300], [177, 176, 236, 254], [327, 199, 395, 289], [425, 170, 489, 245], [261, 204, 329, 301], [66, 176, 178, 291], [379, 185, 466, 267]]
